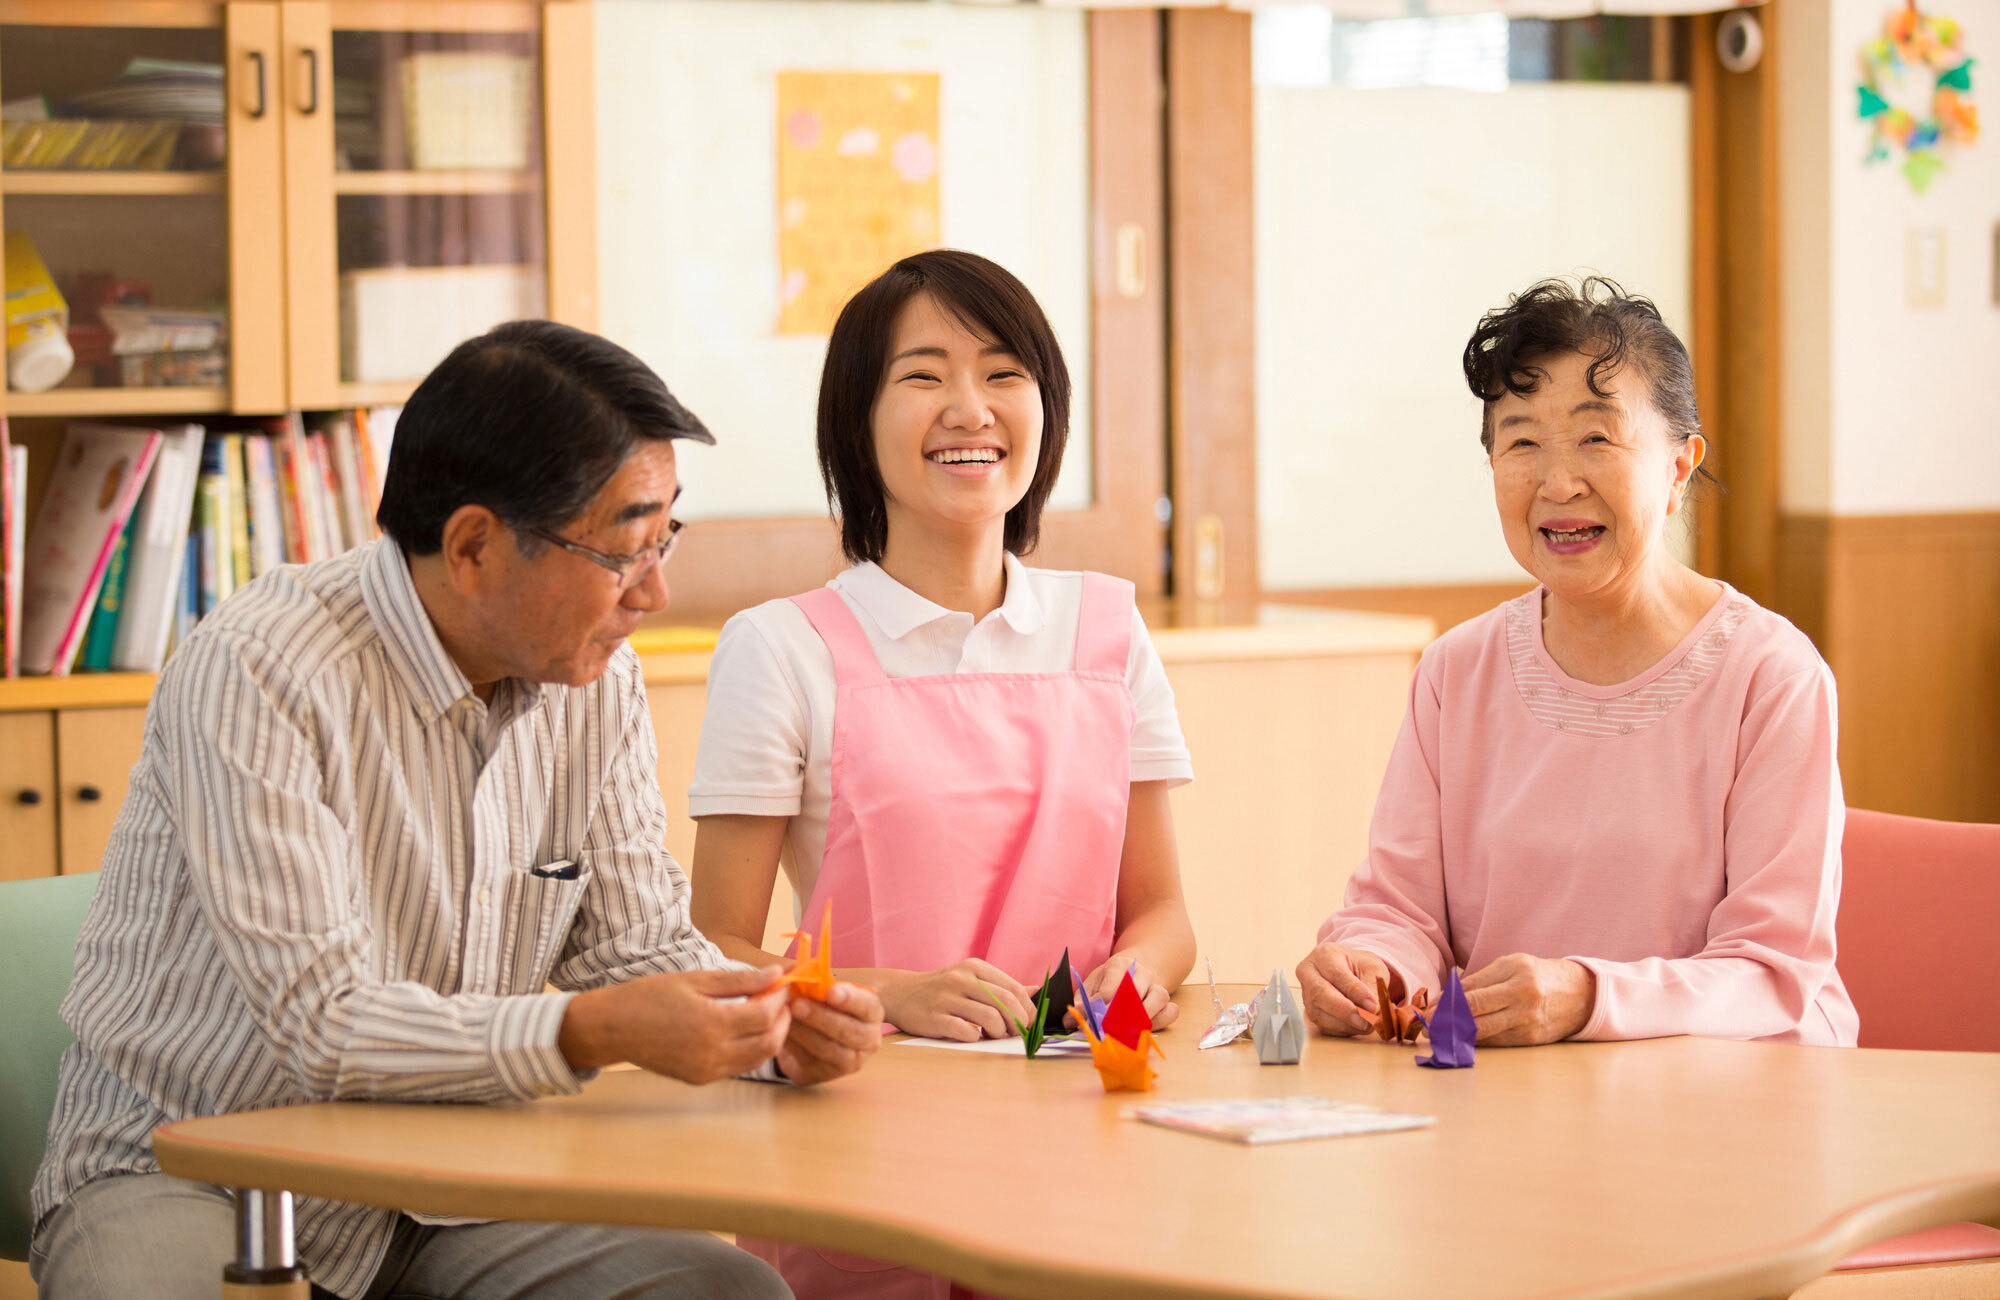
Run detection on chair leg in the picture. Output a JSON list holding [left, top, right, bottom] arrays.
[[220, 1188, 308, 1298]]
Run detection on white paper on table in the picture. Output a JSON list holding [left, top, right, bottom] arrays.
[[894, 1035, 1094, 1056]]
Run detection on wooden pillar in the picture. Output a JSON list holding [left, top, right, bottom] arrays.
[[1165, 9, 1258, 618]]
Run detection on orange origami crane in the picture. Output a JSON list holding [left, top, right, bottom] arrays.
[[773, 901, 836, 1002], [1075, 972, 1165, 1093], [1367, 977, 1431, 1045]]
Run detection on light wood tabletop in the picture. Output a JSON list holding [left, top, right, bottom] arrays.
[[153, 987, 2000, 1300]]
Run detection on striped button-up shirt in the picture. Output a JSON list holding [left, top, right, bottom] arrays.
[[35, 537, 736, 1299]]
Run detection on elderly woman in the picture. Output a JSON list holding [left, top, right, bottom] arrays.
[[1297, 278, 1857, 1048]]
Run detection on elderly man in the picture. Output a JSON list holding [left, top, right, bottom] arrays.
[[30, 321, 883, 1300]]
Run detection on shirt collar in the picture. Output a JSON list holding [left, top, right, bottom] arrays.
[[834, 552, 1045, 640], [359, 537, 542, 723]]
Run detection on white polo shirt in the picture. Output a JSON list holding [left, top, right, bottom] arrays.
[[689, 553, 1195, 905]]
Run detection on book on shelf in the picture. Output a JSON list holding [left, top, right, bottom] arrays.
[[19, 423, 163, 677], [110, 423, 203, 673], [3, 406, 401, 680], [241, 432, 285, 578], [223, 432, 251, 591], [2, 418, 16, 678], [76, 519, 131, 673], [193, 435, 235, 619]]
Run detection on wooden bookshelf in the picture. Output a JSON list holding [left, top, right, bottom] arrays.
[[332, 170, 541, 196], [0, 170, 224, 197], [4, 387, 231, 418], [0, 673, 156, 712], [336, 381, 420, 407]]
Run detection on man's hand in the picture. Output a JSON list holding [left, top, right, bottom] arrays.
[[1296, 941, 1402, 1037], [559, 967, 791, 1084], [1460, 954, 1595, 1046], [1082, 953, 1178, 1030], [777, 983, 885, 1085]]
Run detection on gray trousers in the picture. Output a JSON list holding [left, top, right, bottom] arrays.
[[31, 1173, 792, 1300]]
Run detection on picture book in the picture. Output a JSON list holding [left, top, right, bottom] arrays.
[[19, 423, 161, 675]]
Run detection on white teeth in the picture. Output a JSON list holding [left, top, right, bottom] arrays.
[[930, 449, 1000, 465]]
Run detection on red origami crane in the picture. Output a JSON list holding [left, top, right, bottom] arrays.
[[1076, 970, 1164, 1092], [773, 901, 836, 1002], [1367, 977, 1431, 1045]]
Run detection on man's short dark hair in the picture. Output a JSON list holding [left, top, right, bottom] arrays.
[[817, 249, 1071, 564], [377, 319, 714, 556]]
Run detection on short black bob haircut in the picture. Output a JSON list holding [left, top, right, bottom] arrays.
[[377, 319, 713, 556], [816, 249, 1071, 564], [1462, 275, 1714, 486]]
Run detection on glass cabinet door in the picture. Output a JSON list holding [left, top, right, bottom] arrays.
[[0, 1, 284, 418], [281, 1, 548, 409]]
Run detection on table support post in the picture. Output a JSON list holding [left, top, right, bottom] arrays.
[[220, 1187, 309, 1298]]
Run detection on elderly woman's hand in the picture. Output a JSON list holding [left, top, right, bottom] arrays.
[[1296, 941, 1401, 1036], [1461, 954, 1595, 1045]]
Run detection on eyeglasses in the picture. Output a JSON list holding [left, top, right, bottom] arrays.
[[522, 519, 684, 590]]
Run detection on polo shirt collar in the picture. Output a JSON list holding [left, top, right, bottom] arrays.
[[837, 552, 1045, 640], [359, 537, 542, 723]]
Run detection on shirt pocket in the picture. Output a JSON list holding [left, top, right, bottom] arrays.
[[498, 861, 595, 992]]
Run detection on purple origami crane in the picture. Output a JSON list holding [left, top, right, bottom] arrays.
[[1415, 969, 1475, 1069], [1071, 965, 1109, 1034]]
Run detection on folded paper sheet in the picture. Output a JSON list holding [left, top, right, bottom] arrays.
[[1251, 971, 1303, 1065], [1076, 971, 1163, 1092], [776, 901, 836, 1002], [1415, 969, 1476, 1069], [1369, 976, 1430, 1045]]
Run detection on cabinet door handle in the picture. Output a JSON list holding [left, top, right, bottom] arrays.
[[300, 47, 321, 116], [77, 785, 103, 803], [14, 789, 41, 806], [248, 50, 267, 119]]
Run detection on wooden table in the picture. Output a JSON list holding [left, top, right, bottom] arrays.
[[154, 988, 2000, 1300]]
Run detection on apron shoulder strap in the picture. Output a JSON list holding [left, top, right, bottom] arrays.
[[791, 587, 889, 685], [1074, 571, 1136, 677]]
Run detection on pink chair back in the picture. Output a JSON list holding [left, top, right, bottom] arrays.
[[1837, 808, 2000, 1052]]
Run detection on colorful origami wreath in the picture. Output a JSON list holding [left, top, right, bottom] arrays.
[[1857, 3, 1980, 193]]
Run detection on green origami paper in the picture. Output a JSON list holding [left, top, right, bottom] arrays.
[[1857, 84, 1889, 118], [980, 974, 1055, 1057], [1938, 59, 1974, 93]]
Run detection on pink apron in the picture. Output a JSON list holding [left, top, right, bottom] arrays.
[[740, 571, 1137, 1300]]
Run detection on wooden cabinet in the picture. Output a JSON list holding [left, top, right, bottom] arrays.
[[0, 699, 146, 876], [0, 0, 595, 423], [0, 711, 58, 879], [55, 705, 147, 874]]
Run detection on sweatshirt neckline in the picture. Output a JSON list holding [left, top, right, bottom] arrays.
[[1527, 582, 1736, 702]]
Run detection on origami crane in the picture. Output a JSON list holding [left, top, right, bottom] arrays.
[[980, 964, 1066, 1058], [1037, 954, 1076, 1037], [774, 901, 836, 1002], [1368, 976, 1431, 1045], [1075, 971, 1165, 1092], [1251, 970, 1304, 1065], [1415, 969, 1476, 1069]]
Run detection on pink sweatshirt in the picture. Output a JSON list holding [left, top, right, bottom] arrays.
[[1319, 585, 1858, 1046]]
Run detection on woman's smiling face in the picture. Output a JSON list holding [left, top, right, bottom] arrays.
[[1488, 350, 1702, 601], [870, 292, 1042, 542]]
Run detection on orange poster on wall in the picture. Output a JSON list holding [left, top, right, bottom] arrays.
[[776, 70, 941, 336]]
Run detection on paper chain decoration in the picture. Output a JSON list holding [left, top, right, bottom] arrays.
[[1076, 970, 1164, 1092], [1857, 2, 1980, 193]]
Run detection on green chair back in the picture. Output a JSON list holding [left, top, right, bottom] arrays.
[[0, 872, 98, 1261]]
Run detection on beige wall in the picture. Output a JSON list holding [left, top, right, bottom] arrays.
[[1780, 0, 2000, 515], [592, 0, 1094, 522], [1254, 81, 1694, 590]]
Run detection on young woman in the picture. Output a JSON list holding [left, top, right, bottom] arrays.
[[689, 250, 1196, 1296]]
